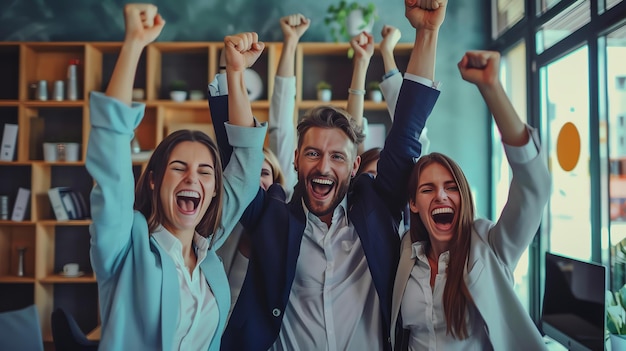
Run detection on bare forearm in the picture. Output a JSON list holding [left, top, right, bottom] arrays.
[[276, 41, 298, 77], [381, 49, 398, 74], [348, 59, 368, 154], [479, 82, 528, 146], [227, 70, 255, 127], [406, 29, 438, 80], [105, 41, 144, 105]]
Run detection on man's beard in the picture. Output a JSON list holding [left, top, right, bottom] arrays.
[[300, 172, 351, 219]]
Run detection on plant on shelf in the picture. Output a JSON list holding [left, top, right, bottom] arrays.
[[607, 283, 626, 348], [324, 1, 378, 43], [316, 81, 332, 102], [367, 80, 383, 103], [169, 80, 188, 102]]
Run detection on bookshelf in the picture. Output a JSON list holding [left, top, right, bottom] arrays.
[[0, 40, 412, 346]]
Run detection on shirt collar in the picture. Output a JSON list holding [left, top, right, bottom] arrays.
[[410, 241, 450, 265], [301, 195, 348, 223], [151, 225, 209, 261]]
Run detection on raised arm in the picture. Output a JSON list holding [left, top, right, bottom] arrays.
[[208, 33, 266, 170], [347, 31, 374, 155], [373, 0, 446, 212], [405, 0, 447, 80], [378, 25, 402, 119], [270, 14, 310, 198], [106, 5, 164, 103], [458, 50, 549, 269], [457, 51, 529, 146], [224, 33, 265, 128], [212, 32, 268, 248], [276, 14, 310, 77], [87, 4, 164, 279]]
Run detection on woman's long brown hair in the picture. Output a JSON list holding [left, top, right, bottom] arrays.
[[134, 129, 224, 249], [408, 152, 476, 339]]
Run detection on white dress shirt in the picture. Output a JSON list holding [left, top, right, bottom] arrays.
[[270, 197, 382, 351], [152, 226, 219, 351], [401, 244, 491, 351]]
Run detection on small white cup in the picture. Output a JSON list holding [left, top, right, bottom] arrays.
[[63, 263, 79, 276]]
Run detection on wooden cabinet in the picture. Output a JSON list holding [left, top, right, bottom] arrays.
[[0, 40, 412, 345]]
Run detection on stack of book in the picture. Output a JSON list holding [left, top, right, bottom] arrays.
[[48, 187, 88, 221]]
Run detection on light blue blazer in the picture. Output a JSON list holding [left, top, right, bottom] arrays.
[[391, 127, 551, 351], [86, 92, 266, 351]]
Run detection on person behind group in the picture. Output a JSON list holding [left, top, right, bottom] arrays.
[[85, 4, 267, 350], [353, 25, 429, 238], [213, 1, 447, 350], [390, 50, 550, 350], [354, 24, 430, 179], [212, 13, 309, 316]]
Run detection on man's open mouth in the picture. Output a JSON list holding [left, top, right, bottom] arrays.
[[311, 178, 334, 197]]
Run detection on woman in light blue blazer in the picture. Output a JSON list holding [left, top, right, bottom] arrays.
[[86, 4, 266, 350], [391, 50, 551, 351]]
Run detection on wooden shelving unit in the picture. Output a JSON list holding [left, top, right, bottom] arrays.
[[0, 40, 412, 346]]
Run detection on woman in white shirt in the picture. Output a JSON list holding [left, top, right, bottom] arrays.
[[390, 50, 551, 351]]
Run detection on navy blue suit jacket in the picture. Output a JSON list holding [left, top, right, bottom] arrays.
[[209, 79, 439, 351]]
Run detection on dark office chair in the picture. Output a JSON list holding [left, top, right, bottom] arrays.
[[51, 308, 99, 351]]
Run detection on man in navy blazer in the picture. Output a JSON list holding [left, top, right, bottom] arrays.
[[208, 3, 447, 350]]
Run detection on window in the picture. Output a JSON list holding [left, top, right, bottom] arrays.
[[605, 23, 626, 288], [493, 0, 526, 37], [541, 46, 592, 261], [491, 0, 626, 323], [536, 0, 590, 54]]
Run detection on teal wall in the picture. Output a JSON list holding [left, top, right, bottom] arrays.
[[0, 0, 493, 216]]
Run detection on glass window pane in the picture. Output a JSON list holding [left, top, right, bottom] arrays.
[[536, 0, 590, 54], [494, 0, 525, 37], [606, 24, 626, 288], [493, 41, 530, 310], [537, 0, 566, 14], [542, 46, 591, 261], [606, 0, 623, 11]]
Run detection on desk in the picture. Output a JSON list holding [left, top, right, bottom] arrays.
[[86, 326, 100, 341]]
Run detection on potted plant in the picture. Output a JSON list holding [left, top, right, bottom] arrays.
[[607, 283, 626, 349], [324, 1, 378, 43], [316, 81, 332, 102], [169, 80, 188, 102], [367, 81, 382, 102]]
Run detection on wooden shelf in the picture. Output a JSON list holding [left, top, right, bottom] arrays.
[[40, 273, 96, 284], [37, 219, 92, 226], [0, 275, 36, 283], [0, 40, 406, 344]]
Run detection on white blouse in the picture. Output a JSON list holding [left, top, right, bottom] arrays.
[[401, 242, 492, 351]]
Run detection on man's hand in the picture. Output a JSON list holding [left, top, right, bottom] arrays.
[[280, 14, 311, 45], [123, 4, 165, 47], [224, 32, 266, 72], [457, 50, 501, 89], [380, 25, 401, 57], [405, 0, 447, 31]]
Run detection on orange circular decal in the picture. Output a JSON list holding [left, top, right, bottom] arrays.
[[556, 122, 581, 172]]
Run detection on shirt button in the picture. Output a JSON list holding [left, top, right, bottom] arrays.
[[272, 308, 281, 317]]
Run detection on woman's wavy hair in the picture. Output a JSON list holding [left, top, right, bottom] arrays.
[[408, 152, 476, 339], [134, 130, 224, 248]]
